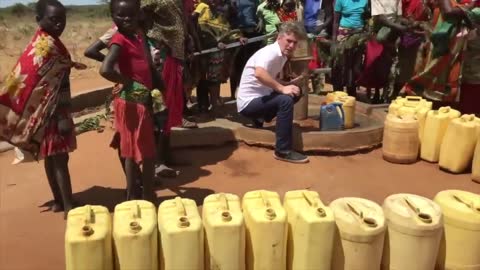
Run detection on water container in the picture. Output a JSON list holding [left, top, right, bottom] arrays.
[[113, 200, 158, 270], [158, 197, 204, 270], [284, 190, 335, 270], [337, 96, 356, 129], [242, 190, 287, 270], [330, 197, 386, 270], [473, 139, 480, 183], [383, 114, 420, 164], [421, 107, 461, 162], [203, 193, 245, 270], [320, 102, 345, 131], [388, 97, 406, 116], [388, 96, 432, 116], [439, 114, 479, 173], [434, 190, 480, 270], [325, 91, 348, 104], [382, 194, 443, 270], [65, 205, 113, 270], [395, 98, 431, 143]]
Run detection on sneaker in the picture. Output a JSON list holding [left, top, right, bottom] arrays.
[[155, 164, 178, 178], [274, 151, 309, 164], [182, 118, 198, 128], [252, 118, 264, 128]]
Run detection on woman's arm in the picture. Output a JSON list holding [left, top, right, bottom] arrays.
[[332, 11, 341, 41], [99, 44, 131, 85], [318, 0, 334, 33], [84, 40, 108, 62], [375, 15, 409, 32], [438, 0, 466, 21]]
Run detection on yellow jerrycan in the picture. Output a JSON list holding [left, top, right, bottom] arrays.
[[388, 97, 406, 115], [397, 101, 431, 143], [284, 190, 335, 270], [113, 200, 158, 270], [473, 139, 480, 183], [421, 106, 461, 162], [158, 197, 204, 270], [203, 193, 245, 270], [330, 197, 386, 270], [326, 91, 348, 104], [65, 205, 113, 270], [382, 194, 443, 270], [434, 190, 480, 270], [439, 114, 479, 173], [383, 114, 420, 164], [242, 190, 287, 270], [337, 96, 356, 129], [389, 96, 431, 116]]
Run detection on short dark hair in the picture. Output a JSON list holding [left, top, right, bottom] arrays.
[[110, 0, 141, 13], [36, 0, 65, 19]]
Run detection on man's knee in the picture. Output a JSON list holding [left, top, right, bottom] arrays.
[[277, 94, 295, 108]]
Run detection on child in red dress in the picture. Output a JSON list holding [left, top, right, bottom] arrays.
[[100, 0, 157, 202]]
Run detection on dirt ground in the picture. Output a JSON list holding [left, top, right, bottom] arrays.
[[1, 127, 479, 269]]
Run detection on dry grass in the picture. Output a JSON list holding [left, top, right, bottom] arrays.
[[0, 7, 111, 81]]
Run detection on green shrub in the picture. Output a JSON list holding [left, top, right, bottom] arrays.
[[11, 3, 29, 16]]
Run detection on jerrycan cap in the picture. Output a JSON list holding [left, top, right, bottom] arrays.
[[221, 211, 232, 222], [129, 221, 142, 233], [178, 216, 191, 228], [317, 207, 327, 218], [265, 208, 277, 220], [82, 225, 94, 236]]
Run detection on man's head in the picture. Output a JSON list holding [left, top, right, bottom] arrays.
[[276, 22, 307, 57]]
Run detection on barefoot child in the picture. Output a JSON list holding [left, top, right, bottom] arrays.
[[100, 0, 157, 202], [0, 0, 84, 217], [84, 9, 177, 182]]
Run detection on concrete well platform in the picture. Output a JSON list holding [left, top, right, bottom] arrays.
[[171, 95, 388, 154]]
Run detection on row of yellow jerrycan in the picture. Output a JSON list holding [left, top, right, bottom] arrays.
[[65, 189, 480, 270], [325, 91, 356, 129], [385, 98, 480, 176]]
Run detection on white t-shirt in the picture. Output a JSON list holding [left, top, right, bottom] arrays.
[[371, 0, 402, 16], [237, 42, 288, 112]]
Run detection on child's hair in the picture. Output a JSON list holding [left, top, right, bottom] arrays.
[[110, 0, 141, 13], [36, 0, 65, 19]]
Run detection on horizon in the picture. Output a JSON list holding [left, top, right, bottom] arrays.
[[0, 0, 102, 8]]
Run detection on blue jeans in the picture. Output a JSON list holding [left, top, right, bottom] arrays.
[[240, 92, 299, 152]]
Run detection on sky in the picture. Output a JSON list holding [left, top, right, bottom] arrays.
[[0, 0, 101, 8]]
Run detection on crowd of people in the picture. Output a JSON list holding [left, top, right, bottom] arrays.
[[0, 0, 479, 217]]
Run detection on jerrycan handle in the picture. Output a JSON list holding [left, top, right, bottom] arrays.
[[404, 197, 433, 223], [302, 191, 327, 218], [453, 194, 480, 213], [132, 202, 142, 219], [460, 114, 475, 122], [346, 202, 378, 228], [82, 205, 95, 237], [338, 104, 345, 128], [439, 106, 451, 113], [175, 197, 191, 228], [260, 191, 276, 220], [406, 96, 422, 101], [218, 193, 232, 222]]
